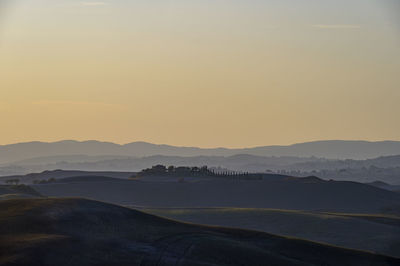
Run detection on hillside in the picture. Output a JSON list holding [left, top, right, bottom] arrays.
[[0, 185, 42, 200], [144, 208, 400, 257], [366, 181, 400, 192], [32, 177, 400, 214], [0, 198, 399, 266], [3, 154, 400, 185], [0, 170, 134, 184], [53, 175, 125, 183]]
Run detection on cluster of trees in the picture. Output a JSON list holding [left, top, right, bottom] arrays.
[[138, 165, 210, 176], [136, 165, 262, 180]]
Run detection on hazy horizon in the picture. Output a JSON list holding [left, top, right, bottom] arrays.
[[1, 138, 400, 149]]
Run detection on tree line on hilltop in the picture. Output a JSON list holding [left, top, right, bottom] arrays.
[[135, 165, 262, 180]]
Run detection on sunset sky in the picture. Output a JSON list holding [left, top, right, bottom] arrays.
[[0, 0, 399, 147]]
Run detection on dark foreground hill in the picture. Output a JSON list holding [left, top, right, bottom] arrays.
[[0, 198, 399, 266]]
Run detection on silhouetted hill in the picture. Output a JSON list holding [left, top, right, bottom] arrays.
[[0, 154, 318, 177], [32, 177, 400, 214], [0, 198, 398, 266], [0, 185, 42, 200], [12, 154, 132, 165], [0, 170, 134, 183], [1, 140, 400, 164], [366, 181, 400, 192], [3, 154, 400, 185], [53, 175, 124, 183], [144, 207, 400, 257]]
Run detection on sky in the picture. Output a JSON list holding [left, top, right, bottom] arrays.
[[0, 0, 399, 148]]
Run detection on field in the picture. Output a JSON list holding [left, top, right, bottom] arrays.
[[32, 176, 400, 214], [1, 198, 399, 266], [143, 207, 400, 257]]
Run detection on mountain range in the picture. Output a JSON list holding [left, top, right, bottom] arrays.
[[1, 140, 400, 164]]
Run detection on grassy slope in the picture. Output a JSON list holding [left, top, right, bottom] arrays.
[[0, 185, 42, 200], [0, 170, 134, 184], [0, 198, 399, 266], [53, 175, 124, 183], [33, 178, 400, 214], [144, 208, 400, 258]]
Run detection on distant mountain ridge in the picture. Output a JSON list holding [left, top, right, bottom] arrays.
[[1, 140, 400, 164]]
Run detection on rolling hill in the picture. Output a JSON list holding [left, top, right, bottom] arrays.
[[0, 185, 42, 200], [144, 207, 400, 257], [0, 170, 134, 184], [32, 176, 400, 214], [52, 175, 125, 183], [0, 198, 398, 266]]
